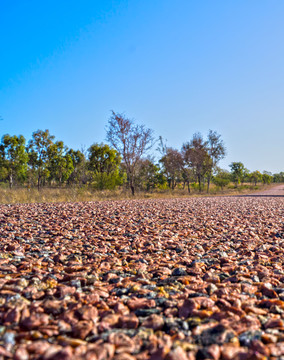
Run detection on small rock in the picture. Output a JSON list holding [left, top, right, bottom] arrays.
[[76, 305, 98, 321], [119, 314, 139, 329], [72, 320, 94, 339], [21, 313, 49, 330], [141, 314, 164, 331], [165, 346, 188, 360], [178, 299, 198, 318], [207, 283, 218, 295], [14, 346, 29, 360], [172, 268, 187, 276], [113, 353, 136, 360], [149, 346, 171, 360], [108, 332, 136, 353], [4, 330, 15, 343], [198, 324, 236, 346], [0, 346, 13, 358], [127, 298, 156, 310], [135, 308, 161, 317], [4, 308, 21, 324], [238, 330, 262, 346], [70, 279, 81, 288], [265, 318, 284, 329], [221, 344, 246, 360], [42, 345, 63, 360]]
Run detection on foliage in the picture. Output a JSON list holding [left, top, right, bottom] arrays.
[[0, 119, 282, 195], [48, 141, 74, 185], [67, 149, 88, 185], [249, 170, 262, 185], [213, 168, 231, 189], [262, 171, 273, 184], [136, 159, 166, 191], [88, 143, 123, 190], [273, 172, 284, 183], [229, 162, 245, 186], [205, 130, 226, 192], [27, 130, 55, 189], [0, 134, 29, 188], [159, 147, 183, 189]]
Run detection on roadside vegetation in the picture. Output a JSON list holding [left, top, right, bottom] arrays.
[[0, 111, 283, 203]]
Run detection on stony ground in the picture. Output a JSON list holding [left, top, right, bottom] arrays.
[[0, 196, 283, 360]]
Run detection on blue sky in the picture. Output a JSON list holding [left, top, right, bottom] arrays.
[[0, 0, 283, 173]]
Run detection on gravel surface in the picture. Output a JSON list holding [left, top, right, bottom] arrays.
[[0, 196, 283, 359]]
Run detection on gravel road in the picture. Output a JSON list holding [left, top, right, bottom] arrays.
[[0, 196, 283, 359]]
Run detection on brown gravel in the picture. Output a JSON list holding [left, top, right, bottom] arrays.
[[0, 196, 283, 359]]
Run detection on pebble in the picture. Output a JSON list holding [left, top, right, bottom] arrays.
[[0, 197, 282, 358], [172, 268, 187, 276]]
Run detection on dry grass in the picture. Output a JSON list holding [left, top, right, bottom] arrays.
[[0, 187, 126, 204], [0, 183, 278, 204]]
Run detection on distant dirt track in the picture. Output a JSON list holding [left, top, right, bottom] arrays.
[[244, 184, 284, 197]]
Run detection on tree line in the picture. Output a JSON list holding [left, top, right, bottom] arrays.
[[0, 112, 283, 194]]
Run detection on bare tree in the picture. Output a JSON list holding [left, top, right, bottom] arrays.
[[182, 133, 209, 192], [106, 111, 153, 195]]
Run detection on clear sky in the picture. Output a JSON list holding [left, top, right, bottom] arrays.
[[1, 0, 283, 173]]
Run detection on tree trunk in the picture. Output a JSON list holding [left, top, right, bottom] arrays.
[[187, 182, 191, 193], [198, 176, 202, 192], [207, 175, 211, 193], [130, 176, 135, 196], [37, 174, 41, 191], [9, 172, 13, 189]]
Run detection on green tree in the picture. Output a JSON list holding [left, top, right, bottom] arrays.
[[206, 130, 226, 193], [88, 143, 123, 190], [249, 170, 262, 186], [106, 111, 153, 195], [136, 158, 166, 191], [213, 168, 231, 190], [48, 141, 74, 185], [273, 172, 284, 183], [160, 148, 184, 189], [242, 168, 251, 184], [0, 134, 29, 188], [27, 130, 54, 189], [229, 162, 245, 187], [262, 171, 273, 184], [67, 149, 87, 185]]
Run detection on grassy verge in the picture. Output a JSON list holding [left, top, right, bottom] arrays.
[[0, 183, 278, 204]]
